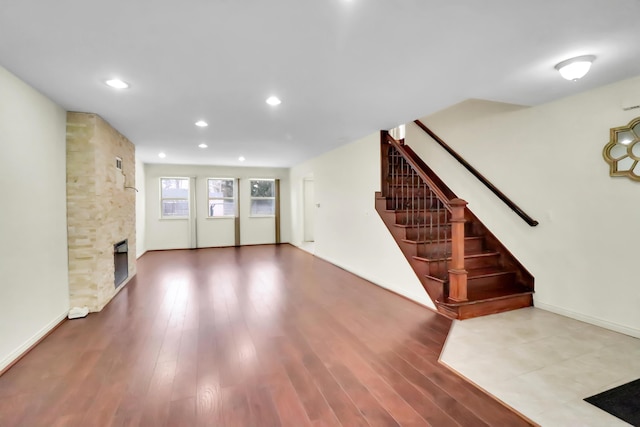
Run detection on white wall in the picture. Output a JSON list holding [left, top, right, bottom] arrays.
[[290, 132, 434, 308], [0, 66, 69, 371], [144, 164, 290, 250], [407, 75, 640, 336], [135, 157, 146, 258]]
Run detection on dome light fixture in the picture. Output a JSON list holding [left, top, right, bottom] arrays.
[[105, 78, 129, 89], [555, 55, 596, 81], [158, 152, 167, 158], [198, 143, 208, 148], [238, 156, 246, 162], [195, 120, 208, 127]]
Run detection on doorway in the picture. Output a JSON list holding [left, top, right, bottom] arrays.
[[303, 178, 315, 242]]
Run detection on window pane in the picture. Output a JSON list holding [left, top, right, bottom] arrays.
[[208, 199, 235, 217], [250, 199, 275, 215], [161, 178, 189, 198], [250, 180, 275, 197], [162, 199, 189, 217], [208, 179, 234, 198]]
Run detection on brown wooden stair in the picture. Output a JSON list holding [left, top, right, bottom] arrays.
[[375, 132, 533, 320]]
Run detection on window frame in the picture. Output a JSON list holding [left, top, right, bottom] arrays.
[[249, 178, 276, 217], [159, 177, 190, 219], [206, 177, 236, 219]]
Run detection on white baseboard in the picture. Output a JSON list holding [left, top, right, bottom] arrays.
[[0, 311, 68, 373], [535, 300, 640, 339]]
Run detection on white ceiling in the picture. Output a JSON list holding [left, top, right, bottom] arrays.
[[2, 0, 640, 167]]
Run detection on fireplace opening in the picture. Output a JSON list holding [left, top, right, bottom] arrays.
[[114, 239, 128, 288]]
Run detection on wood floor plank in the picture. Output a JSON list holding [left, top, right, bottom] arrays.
[[0, 245, 533, 427]]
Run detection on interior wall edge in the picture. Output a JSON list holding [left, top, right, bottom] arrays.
[[0, 311, 68, 374], [311, 251, 436, 310]]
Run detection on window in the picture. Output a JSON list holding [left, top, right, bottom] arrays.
[[207, 178, 235, 217], [160, 177, 189, 218], [250, 179, 276, 216]]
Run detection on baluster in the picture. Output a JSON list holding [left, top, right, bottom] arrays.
[[411, 168, 415, 229], [428, 185, 433, 259], [448, 198, 468, 302], [387, 145, 392, 199], [393, 149, 398, 211], [444, 209, 449, 281], [404, 157, 408, 220]]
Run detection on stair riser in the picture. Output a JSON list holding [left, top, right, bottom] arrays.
[[394, 211, 448, 225], [386, 198, 445, 210], [427, 254, 501, 276], [388, 187, 436, 198], [455, 294, 533, 320], [387, 176, 423, 186], [468, 272, 516, 291], [415, 239, 484, 257], [405, 227, 452, 241]]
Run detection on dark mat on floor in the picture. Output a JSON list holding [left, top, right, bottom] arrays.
[[584, 378, 640, 426]]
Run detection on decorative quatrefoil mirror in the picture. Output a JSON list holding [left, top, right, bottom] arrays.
[[603, 116, 640, 181]]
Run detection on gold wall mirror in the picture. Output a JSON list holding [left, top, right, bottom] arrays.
[[603, 116, 640, 181]]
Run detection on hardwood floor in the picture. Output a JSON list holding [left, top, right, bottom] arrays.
[[0, 245, 533, 426]]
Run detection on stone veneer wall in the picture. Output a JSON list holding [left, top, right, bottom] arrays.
[[66, 112, 136, 311]]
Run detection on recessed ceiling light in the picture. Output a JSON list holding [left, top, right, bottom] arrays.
[[266, 96, 281, 106], [105, 79, 129, 89], [158, 152, 166, 158], [238, 156, 246, 162], [198, 143, 208, 148], [195, 120, 208, 127]]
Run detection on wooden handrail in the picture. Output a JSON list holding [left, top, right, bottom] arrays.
[[413, 120, 539, 227], [383, 132, 453, 212]]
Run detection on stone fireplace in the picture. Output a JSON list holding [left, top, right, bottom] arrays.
[[66, 112, 136, 312]]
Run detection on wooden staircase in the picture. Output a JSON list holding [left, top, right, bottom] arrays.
[[375, 131, 533, 319]]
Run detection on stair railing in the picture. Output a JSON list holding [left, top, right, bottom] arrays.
[[381, 131, 468, 301]]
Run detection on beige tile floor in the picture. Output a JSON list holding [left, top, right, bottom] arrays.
[[440, 307, 640, 426]]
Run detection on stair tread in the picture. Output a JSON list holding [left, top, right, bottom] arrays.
[[439, 284, 532, 307], [467, 266, 515, 278], [413, 251, 499, 262], [385, 208, 442, 213], [394, 223, 451, 229], [425, 266, 514, 281], [402, 236, 482, 244]]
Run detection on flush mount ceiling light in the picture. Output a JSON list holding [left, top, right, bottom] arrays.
[[238, 156, 246, 162], [158, 152, 166, 158], [198, 143, 208, 148], [266, 96, 281, 106], [105, 78, 129, 89], [195, 120, 208, 127], [555, 55, 596, 81]]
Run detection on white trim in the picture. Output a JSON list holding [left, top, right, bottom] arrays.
[[0, 311, 68, 372], [535, 300, 640, 339]]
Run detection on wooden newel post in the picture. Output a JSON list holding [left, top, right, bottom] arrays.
[[449, 198, 468, 302]]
